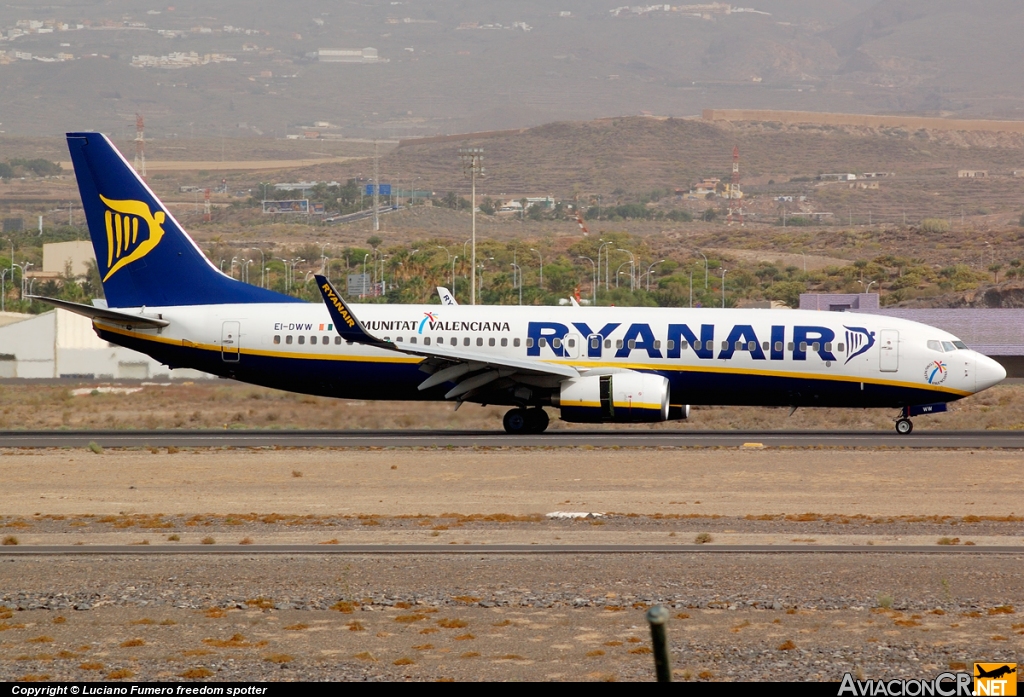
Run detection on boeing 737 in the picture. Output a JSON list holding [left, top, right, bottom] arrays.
[[35, 132, 1006, 434]]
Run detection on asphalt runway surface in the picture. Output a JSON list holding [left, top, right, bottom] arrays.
[[3, 544, 1024, 556], [3, 429, 1024, 448]]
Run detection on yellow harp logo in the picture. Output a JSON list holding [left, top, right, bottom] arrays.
[[99, 194, 166, 282]]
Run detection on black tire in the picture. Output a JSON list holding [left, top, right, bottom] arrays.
[[527, 408, 550, 434], [503, 408, 529, 434], [895, 418, 913, 435]]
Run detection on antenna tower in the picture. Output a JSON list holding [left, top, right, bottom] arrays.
[[134, 113, 147, 178], [204, 188, 211, 222], [727, 145, 743, 225]]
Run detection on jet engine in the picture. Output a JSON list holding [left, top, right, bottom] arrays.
[[554, 372, 675, 423]]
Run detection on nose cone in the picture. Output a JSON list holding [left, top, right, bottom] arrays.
[[975, 353, 1007, 392]]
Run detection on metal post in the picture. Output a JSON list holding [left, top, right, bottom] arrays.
[[372, 140, 379, 232], [646, 605, 672, 682], [459, 148, 485, 305], [531, 248, 543, 291], [579, 256, 596, 306], [721, 269, 727, 308]]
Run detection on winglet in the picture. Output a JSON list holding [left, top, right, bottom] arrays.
[[314, 274, 386, 347]]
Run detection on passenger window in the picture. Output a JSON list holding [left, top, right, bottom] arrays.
[[692, 340, 700, 350], [424, 337, 430, 346], [735, 341, 742, 351], [836, 342, 844, 352], [667, 340, 675, 350], [515, 338, 522, 347], [298, 336, 305, 345], [942, 341, 956, 352], [591, 337, 600, 349], [476, 337, 483, 347], [450, 337, 457, 346], [489, 338, 495, 347], [788, 342, 794, 351], [927, 340, 942, 352], [285, 335, 293, 345], [654, 340, 661, 349], [538, 338, 547, 348], [824, 342, 832, 352], [605, 339, 612, 349], [396, 336, 403, 342], [410, 337, 417, 344], [567, 338, 575, 348], [627, 340, 636, 349], [310, 336, 317, 345], [721, 341, 729, 350], [748, 341, 756, 351], [616, 340, 623, 349], [463, 337, 470, 346], [775, 341, 783, 352], [323, 335, 329, 344], [762, 341, 769, 351], [525, 338, 533, 348], [552, 338, 561, 349], [799, 342, 806, 351], [811, 342, 820, 352], [501, 338, 508, 347], [273, 335, 281, 345]]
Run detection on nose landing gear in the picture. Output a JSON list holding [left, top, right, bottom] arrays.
[[502, 407, 550, 434]]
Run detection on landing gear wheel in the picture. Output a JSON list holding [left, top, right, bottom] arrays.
[[503, 408, 529, 434], [526, 408, 550, 434], [895, 418, 914, 435]]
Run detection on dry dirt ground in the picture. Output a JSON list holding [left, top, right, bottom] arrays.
[[1, 444, 1023, 681]]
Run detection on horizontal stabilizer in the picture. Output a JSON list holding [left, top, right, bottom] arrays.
[[27, 295, 169, 328]]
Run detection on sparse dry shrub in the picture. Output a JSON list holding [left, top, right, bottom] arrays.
[[492, 619, 512, 627], [201, 536, 215, 545], [777, 640, 796, 650], [79, 662, 104, 671], [106, 669, 134, 679], [17, 675, 50, 682], [2, 535, 18, 546], [27, 636, 54, 643], [989, 605, 1015, 615], [413, 644, 433, 650], [120, 638, 145, 647], [453, 633, 475, 641], [694, 532, 713, 544], [393, 657, 415, 666], [238, 537, 253, 545], [284, 623, 308, 631], [52, 616, 67, 624], [347, 621, 365, 632], [459, 652, 480, 659], [179, 667, 214, 678], [354, 652, 377, 662], [452, 596, 480, 604], [628, 646, 653, 655], [264, 654, 293, 664], [203, 633, 255, 648], [203, 608, 227, 619], [437, 618, 467, 629], [587, 650, 606, 657], [245, 597, 274, 609], [331, 601, 356, 614], [675, 613, 690, 619]]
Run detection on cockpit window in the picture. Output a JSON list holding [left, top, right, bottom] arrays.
[[953, 340, 968, 350], [942, 341, 956, 352], [927, 340, 942, 352]]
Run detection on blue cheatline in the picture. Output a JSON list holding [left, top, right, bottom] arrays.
[[66, 132, 302, 309]]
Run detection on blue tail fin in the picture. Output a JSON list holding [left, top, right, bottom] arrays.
[[66, 132, 300, 308]]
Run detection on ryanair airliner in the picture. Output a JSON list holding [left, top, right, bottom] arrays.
[[36, 133, 1006, 435]]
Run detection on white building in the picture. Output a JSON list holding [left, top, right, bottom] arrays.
[[0, 308, 210, 380]]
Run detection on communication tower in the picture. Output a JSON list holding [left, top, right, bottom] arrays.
[[134, 113, 147, 178], [203, 188, 211, 222], [727, 145, 743, 225]]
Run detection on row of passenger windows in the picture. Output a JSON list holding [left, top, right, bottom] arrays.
[[271, 333, 842, 353]]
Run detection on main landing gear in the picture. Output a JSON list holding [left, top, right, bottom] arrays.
[[503, 407, 550, 434], [894, 406, 914, 435]]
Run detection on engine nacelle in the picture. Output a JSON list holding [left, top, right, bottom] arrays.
[[556, 372, 671, 423]]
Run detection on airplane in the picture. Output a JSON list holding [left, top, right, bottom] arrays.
[[33, 132, 1007, 435]]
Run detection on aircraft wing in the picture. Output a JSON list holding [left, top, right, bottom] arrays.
[[315, 275, 578, 401], [26, 295, 170, 328]]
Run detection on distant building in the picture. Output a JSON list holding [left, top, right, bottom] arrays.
[[799, 293, 879, 312], [958, 170, 988, 178], [819, 173, 857, 181], [42, 240, 95, 277], [318, 48, 383, 63], [0, 309, 210, 379]]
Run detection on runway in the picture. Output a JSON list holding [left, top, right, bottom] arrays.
[[2, 544, 1024, 556], [2, 429, 1024, 448]]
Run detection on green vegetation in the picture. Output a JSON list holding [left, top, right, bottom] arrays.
[[0, 159, 62, 179]]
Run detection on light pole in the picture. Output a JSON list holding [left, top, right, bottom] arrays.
[[0, 268, 6, 312], [689, 270, 693, 308], [451, 255, 458, 293], [458, 147, 485, 305], [530, 248, 543, 291], [616, 261, 631, 288], [254, 248, 266, 288], [320, 243, 331, 275], [695, 250, 708, 289], [617, 249, 635, 291], [510, 263, 522, 305], [721, 268, 727, 308], [859, 279, 877, 293], [578, 256, 596, 306], [645, 260, 665, 291], [597, 240, 612, 291]]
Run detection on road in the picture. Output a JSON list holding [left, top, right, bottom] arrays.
[[2, 429, 1023, 448]]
